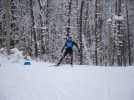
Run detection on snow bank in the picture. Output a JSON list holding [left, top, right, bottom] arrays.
[[0, 48, 25, 63], [0, 48, 53, 65]]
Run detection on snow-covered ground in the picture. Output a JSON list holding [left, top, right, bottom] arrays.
[[0, 49, 134, 100]]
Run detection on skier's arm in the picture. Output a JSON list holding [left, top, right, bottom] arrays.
[[73, 41, 80, 51], [61, 43, 66, 52]]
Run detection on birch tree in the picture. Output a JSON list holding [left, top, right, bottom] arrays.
[[30, 0, 38, 57]]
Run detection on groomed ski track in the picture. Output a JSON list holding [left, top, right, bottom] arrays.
[[0, 63, 134, 100]]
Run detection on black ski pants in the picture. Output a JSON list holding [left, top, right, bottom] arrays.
[[59, 50, 73, 63]]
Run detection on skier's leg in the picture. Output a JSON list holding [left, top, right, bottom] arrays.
[[69, 51, 73, 64], [58, 51, 68, 65]]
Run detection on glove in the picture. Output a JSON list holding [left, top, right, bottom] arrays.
[[61, 50, 63, 53], [78, 50, 80, 52]]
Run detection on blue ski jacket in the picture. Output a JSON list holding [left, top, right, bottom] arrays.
[[61, 40, 80, 52]]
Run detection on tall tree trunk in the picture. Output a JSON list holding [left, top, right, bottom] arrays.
[[99, 16, 103, 65], [79, 0, 84, 65], [122, 27, 126, 66], [113, 1, 118, 65], [117, 0, 122, 66], [67, 0, 72, 37], [126, 3, 131, 65], [94, 0, 98, 65], [45, 0, 50, 54], [6, 0, 10, 55], [30, 0, 38, 57], [37, 0, 45, 55], [76, 0, 79, 36]]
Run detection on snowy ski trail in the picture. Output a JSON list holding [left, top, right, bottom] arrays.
[[0, 63, 134, 100]]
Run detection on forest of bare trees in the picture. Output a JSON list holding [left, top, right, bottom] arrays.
[[0, 0, 134, 66]]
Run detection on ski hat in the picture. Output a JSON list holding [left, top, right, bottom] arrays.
[[68, 35, 73, 39]]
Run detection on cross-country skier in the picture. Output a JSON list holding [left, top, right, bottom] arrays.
[[56, 36, 80, 66]]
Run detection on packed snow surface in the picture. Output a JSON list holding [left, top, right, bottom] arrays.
[[0, 51, 134, 100]]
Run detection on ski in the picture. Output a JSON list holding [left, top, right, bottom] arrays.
[[47, 64, 73, 67], [54, 64, 60, 66], [47, 64, 60, 67]]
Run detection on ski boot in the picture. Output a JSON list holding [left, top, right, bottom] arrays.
[[55, 62, 61, 66], [70, 63, 73, 67]]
